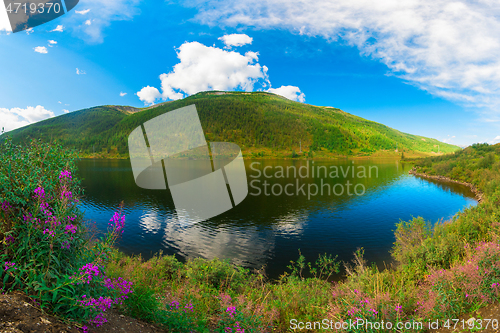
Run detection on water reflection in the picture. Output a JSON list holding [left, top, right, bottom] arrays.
[[78, 158, 477, 279]]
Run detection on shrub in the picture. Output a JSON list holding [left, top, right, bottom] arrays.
[[0, 139, 133, 331], [185, 257, 251, 292]]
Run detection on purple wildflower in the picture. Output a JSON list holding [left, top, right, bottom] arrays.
[[65, 224, 77, 234], [59, 170, 72, 180], [34, 187, 45, 199], [1, 201, 11, 212], [109, 211, 125, 234], [226, 306, 236, 318], [4, 262, 17, 271]]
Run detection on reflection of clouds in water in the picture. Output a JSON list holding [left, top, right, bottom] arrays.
[[161, 219, 274, 269], [139, 210, 162, 234], [272, 211, 308, 236]]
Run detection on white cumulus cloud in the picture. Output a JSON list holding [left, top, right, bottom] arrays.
[[120, 92, 127, 97], [218, 34, 253, 47], [85, 19, 92, 26], [63, 109, 70, 114], [267, 85, 305, 102], [48, 40, 57, 45], [137, 86, 162, 106], [136, 40, 274, 104], [0, 106, 55, 132], [192, 0, 500, 116], [34, 46, 48, 54], [76, 68, 86, 75], [51, 25, 64, 32]]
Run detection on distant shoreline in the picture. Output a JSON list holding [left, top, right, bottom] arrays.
[[409, 167, 484, 203], [79, 149, 445, 161]]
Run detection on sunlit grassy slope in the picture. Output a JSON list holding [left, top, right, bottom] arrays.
[[3, 91, 460, 158]]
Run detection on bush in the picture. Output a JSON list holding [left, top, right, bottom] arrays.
[[0, 139, 133, 331], [185, 257, 251, 291], [478, 152, 496, 169]]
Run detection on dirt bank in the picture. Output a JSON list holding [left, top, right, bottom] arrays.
[[0, 290, 166, 333]]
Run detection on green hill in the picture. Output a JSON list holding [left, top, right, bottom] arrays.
[[1, 91, 460, 158]]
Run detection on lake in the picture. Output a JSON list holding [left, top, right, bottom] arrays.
[[78, 158, 477, 279]]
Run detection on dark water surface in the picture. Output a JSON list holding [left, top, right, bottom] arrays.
[[78, 158, 477, 279]]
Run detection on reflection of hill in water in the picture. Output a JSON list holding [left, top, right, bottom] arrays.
[[78, 158, 477, 278], [411, 175, 477, 199]]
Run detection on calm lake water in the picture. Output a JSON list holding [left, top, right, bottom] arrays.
[[78, 158, 477, 279]]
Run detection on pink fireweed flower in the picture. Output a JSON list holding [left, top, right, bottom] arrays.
[[5, 235, 15, 245], [40, 202, 52, 216], [103, 277, 133, 296], [80, 295, 114, 312], [1, 201, 11, 212], [226, 306, 236, 318], [89, 313, 107, 327], [42, 229, 55, 237], [219, 293, 232, 302], [34, 187, 45, 199], [61, 190, 72, 200], [72, 263, 100, 285], [395, 305, 402, 312], [65, 224, 77, 234], [234, 322, 244, 333], [59, 170, 72, 180], [109, 211, 125, 234], [347, 307, 358, 316], [4, 262, 16, 271]]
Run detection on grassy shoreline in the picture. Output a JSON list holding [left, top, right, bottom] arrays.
[[79, 148, 444, 160]]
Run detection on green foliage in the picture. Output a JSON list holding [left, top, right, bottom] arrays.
[[392, 217, 433, 266], [2, 91, 460, 158], [478, 152, 495, 169], [0, 139, 133, 330], [0, 138, 82, 233], [286, 249, 340, 281], [185, 257, 251, 292], [414, 143, 500, 196], [121, 284, 160, 322]]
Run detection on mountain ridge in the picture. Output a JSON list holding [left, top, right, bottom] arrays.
[[1, 91, 460, 158]]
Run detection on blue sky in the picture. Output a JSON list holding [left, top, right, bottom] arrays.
[[1, 0, 499, 147]]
